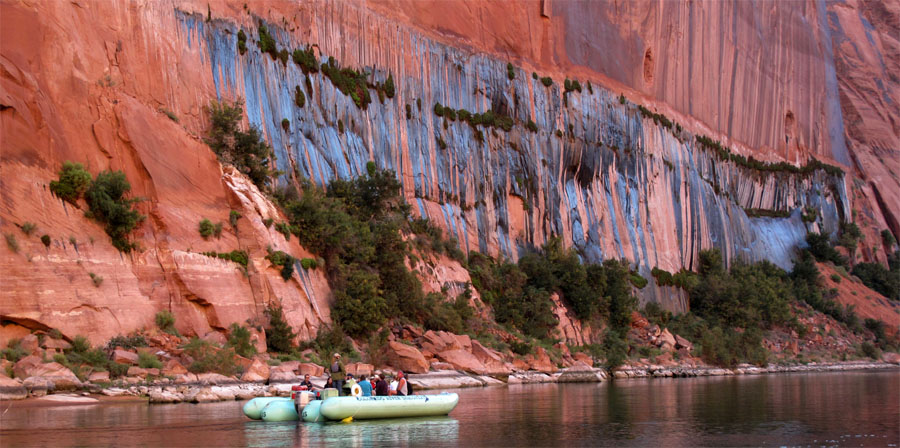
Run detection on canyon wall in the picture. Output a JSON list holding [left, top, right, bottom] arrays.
[[1, 0, 895, 344]]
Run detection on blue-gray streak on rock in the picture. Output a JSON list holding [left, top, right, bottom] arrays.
[[176, 12, 847, 311]]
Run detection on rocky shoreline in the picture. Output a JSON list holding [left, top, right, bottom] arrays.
[[1, 360, 895, 406]]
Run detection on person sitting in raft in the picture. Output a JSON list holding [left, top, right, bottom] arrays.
[[329, 353, 346, 396], [324, 377, 335, 389], [300, 374, 315, 390], [374, 374, 389, 396], [344, 374, 357, 395], [358, 375, 373, 397]]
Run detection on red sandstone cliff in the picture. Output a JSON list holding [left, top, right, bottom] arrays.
[[0, 0, 896, 346]]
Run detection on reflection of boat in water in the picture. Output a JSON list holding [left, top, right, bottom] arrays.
[[307, 394, 459, 422], [243, 391, 459, 423]]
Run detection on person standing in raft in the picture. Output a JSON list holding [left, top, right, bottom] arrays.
[[330, 353, 346, 395], [393, 371, 410, 396]]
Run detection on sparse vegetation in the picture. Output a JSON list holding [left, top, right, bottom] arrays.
[[83, 169, 145, 252], [201, 250, 249, 267], [154, 310, 177, 335], [198, 219, 216, 239], [294, 86, 306, 108], [205, 100, 275, 191], [229, 210, 242, 228], [291, 46, 319, 74], [506, 62, 515, 80], [320, 56, 371, 109], [138, 351, 162, 369], [89, 272, 103, 287], [237, 29, 247, 55], [227, 323, 257, 358], [20, 222, 36, 236], [49, 162, 93, 205], [540, 76, 553, 87], [5, 233, 18, 253], [41, 234, 51, 247], [264, 303, 296, 353], [182, 338, 237, 375]]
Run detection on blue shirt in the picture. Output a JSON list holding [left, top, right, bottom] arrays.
[[359, 380, 373, 396]]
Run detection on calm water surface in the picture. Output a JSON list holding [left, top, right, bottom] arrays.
[[1, 370, 897, 447]]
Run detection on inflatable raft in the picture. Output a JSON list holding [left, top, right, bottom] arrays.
[[312, 394, 459, 421], [242, 397, 292, 420]]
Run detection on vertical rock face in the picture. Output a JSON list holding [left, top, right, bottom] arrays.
[[0, 0, 892, 341], [177, 3, 846, 288]]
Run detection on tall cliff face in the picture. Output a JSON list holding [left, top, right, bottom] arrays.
[[176, 4, 846, 291], [0, 0, 893, 344]]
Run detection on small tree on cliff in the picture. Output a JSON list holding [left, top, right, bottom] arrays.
[[49, 161, 93, 205], [264, 303, 296, 353], [84, 170, 145, 252], [205, 101, 275, 191]]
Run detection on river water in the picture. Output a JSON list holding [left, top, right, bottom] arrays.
[[1, 370, 897, 447]]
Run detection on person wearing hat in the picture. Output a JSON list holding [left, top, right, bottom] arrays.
[[329, 353, 346, 396]]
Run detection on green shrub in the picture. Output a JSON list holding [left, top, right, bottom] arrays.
[[65, 336, 109, 370], [265, 304, 296, 352], [506, 62, 515, 80], [257, 22, 277, 58], [526, 120, 538, 133], [860, 341, 881, 360], [160, 108, 179, 123], [1, 339, 27, 363], [510, 340, 532, 356], [405, 104, 412, 120], [602, 330, 628, 370], [205, 101, 275, 191], [629, 272, 648, 289], [338, 119, 344, 134], [138, 351, 162, 369], [806, 232, 845, 265], [275, 221, 292, 240], [236, 29, 247, 55], [108, 362, 129, 377], [227, 323, 257, 358], [383, 73, 395, 99], [830, 273, 841, 283], [89, 272, 103, 287], [852, 262, 899, 300], [229, 210, 242, 228], [433, 102, 444, 117], [320, 57, 371, 109], [106, 334, 148, 350], [300, 257, 318, 269], [41, 234, 51, 247], [564, 79, 582, 93], [155, 310, 176, 333], [263, 218, 274, 228], [5, 233, 18, 253], [85, 170, 145, 252], [294, 86, 306, 108], [881, 230, 896, 251], [540, 76, 553, 87], [182, 338, 237, 375], [332, 265, 387, 337], [20, 222, 36, 236], [291, 46, 318, 74], [198, 219, 215, 239], [50, 161, 92, 204], [532, 72, 538, 80]]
